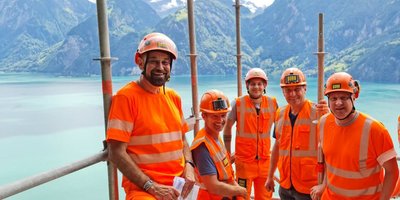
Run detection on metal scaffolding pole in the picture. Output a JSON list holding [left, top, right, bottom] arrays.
[[234, 0, 243, 97], [95, 0, 119, 199], [187, 0, 200, 136]]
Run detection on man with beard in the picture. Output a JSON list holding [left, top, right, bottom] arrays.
[[223, 68, 278, 200], [106, 32, 195, 200], [311, 72, 398, 200], [264, 67, 328, 200], [191, 89, 248, 199]]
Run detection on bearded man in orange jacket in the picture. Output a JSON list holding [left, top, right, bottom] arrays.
[[311, 72, 399, 200], [224, 68, 278, 200], [106, 32, 195, 200]]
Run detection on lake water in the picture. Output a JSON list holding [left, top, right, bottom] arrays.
[[0, 73, 399, 199]]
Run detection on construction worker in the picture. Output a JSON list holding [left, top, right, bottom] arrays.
[[223, 68, 278, 200], [265, 67, 328, 200], [312, 72, 399, 199], [392, 116, 400, 198], [106, 32, 195, 200], [191, 89, 247, 199]]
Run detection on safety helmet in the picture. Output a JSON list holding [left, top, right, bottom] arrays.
[[200, 89, 230, 114], [134, 32, 178, 65], [280, 67, 307, 87], [245, 68, 268, 83], [324, 72, 360, 98]]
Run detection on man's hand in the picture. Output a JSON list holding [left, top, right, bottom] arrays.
[[181, 163, 196, 198], [148, 182, 180, 200], [264, 177, 275, 192], [316, 99, 329, 118], [310, 184, 325, 200]]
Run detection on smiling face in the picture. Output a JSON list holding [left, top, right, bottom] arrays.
[[246, 78, 267, 99], [202, 112, 227, 136], [327, 91, 354, 119], [282, 85, 306, 107], [140, 50, 172, 86]]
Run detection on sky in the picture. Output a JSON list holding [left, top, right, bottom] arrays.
[[89, 0, 275, 13]]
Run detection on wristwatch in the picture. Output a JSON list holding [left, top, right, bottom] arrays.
[[143, 179, 154, 191], [185, 160, 195, 168]]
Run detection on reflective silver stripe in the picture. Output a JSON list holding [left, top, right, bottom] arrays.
[[275, 106, 288, 138], [292, 150, 317, 157], [326, 163, 381, 178], [266, 97, 276, 135], [238, 132, 269, 139], [359, 117, 372, 170], [279, 149, 317, 157], [129, 131, 182, 145], [130, 149, 183, 164], [279, 150, 289, 156], [327, 176, 382, 197], [107, 119, 134, 133], [238, 96, 246, 136], [204, 137, 229, 181], [319, 115, 328, 149], [308, 105, 317, 151]]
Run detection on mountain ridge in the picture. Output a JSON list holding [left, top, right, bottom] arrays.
[[0, 0, 399, 83]]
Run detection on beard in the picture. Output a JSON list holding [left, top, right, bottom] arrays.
[[144, 69, 170, 86]]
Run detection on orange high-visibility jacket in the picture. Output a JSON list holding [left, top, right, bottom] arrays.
[[393, 116, 400, 197], [319, 112, 397, 199], [106, 82, 188, 192], [274, 100, 318, 194], [235, 95, 278, 162], [191, 129, 235, 200]]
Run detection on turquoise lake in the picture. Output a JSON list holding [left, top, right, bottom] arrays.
[[0, 73, 399, 199]]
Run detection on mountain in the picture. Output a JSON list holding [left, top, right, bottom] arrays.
[[145, 0, 272, 17], [0, 0, 399, 82], [244, 0, 400, 82], [23, 0, 160, 76], [0, 0, 95, 72]]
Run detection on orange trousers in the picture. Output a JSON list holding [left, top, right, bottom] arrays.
[[235, 159, 272, 200]]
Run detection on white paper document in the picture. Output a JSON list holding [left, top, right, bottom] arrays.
[[173, 176, 200, 200]]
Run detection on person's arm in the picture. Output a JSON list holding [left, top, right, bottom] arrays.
[[223, 118, 235, 155], [201, 174, 247, 198], [310, 167, 327, 200], [380, 157, 399, 200], [181, 133, 196, 198], [107, 140, 180, 199], [265, 139, 279, 192]]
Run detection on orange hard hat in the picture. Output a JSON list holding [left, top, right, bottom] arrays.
[[245, 68, 268, 83], [135, 32, 178, 65], [280, 67, 307, 87], [200, 89, 230, 114], [324, 72, 360, 98]]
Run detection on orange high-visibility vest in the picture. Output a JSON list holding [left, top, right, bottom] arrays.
[[235, 95, 278, 162], [274, 100, 318, 194], [106, 82, 188, 192], [393, 116, 400, 197], [319, 112, 396, 199], [191, 129, 235, 200]]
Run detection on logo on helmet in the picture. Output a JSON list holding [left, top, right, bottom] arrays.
[[284, 74, 300, 84], [157, 42, 168, 49], [332, 83, 341, 90]]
